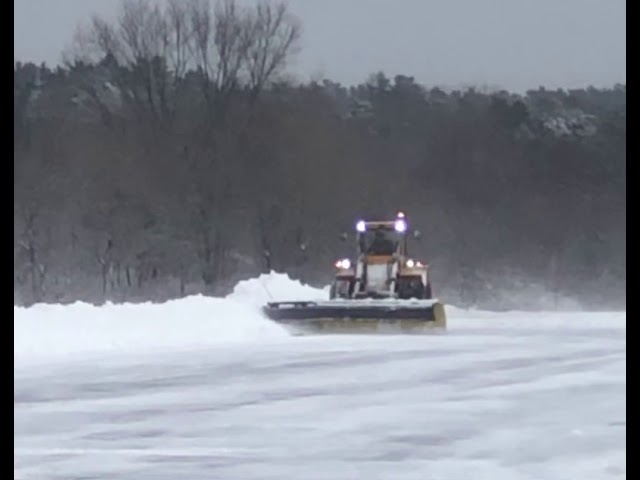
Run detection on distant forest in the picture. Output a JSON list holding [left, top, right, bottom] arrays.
[[14, 0, 625, 310]]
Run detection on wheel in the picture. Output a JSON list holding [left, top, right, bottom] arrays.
[[424, 281, 433, 299], [397, 277, 425, 299], [330, 279, 355, 299]]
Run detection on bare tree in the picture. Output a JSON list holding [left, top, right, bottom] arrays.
[[190, 0, 246, 98], [14, 208, 49, 305], [67, 0, 198, 125], [183, 0, 301, 290], [245, 1, 301, 97]]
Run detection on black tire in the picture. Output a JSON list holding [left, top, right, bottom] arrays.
[[425, 281, 433, 300], [397, 277, 425, 300], [330, 279, 355, 299]]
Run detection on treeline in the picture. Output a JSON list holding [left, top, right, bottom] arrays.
[[14, 0, 625, 310]]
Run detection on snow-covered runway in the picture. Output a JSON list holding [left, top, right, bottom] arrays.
[[14, 275, 626, 480]]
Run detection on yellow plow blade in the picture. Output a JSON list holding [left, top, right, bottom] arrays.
[[262, 300, 446, 335]]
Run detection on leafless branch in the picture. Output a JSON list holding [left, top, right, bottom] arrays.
[[245, 1, 301, 94]]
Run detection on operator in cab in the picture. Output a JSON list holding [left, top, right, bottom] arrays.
[[365, 229, 397, 255]]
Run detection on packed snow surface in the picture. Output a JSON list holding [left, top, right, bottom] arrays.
[[15, 272, 626, 479]]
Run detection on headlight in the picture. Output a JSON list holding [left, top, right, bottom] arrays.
[[394, 219, 407, 232], [335, 259, 351, 269], [356, 220, 366, 232], [406, 259, 415, 268]]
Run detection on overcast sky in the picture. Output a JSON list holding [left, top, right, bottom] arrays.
[[14, 0, 625, 92]]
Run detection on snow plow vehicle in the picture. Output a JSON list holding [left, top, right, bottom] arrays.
[[262, 212, 447, 334]]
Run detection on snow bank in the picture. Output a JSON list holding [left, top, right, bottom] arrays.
[[14, 271, 625, 365], [14, 272, 325, 365], [228, 272, 328, 307]]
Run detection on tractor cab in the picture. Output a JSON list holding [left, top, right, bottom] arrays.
[[356, 218, 406, 257]]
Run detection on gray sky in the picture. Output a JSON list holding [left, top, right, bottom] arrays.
[[14, 0, 625, 92]]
